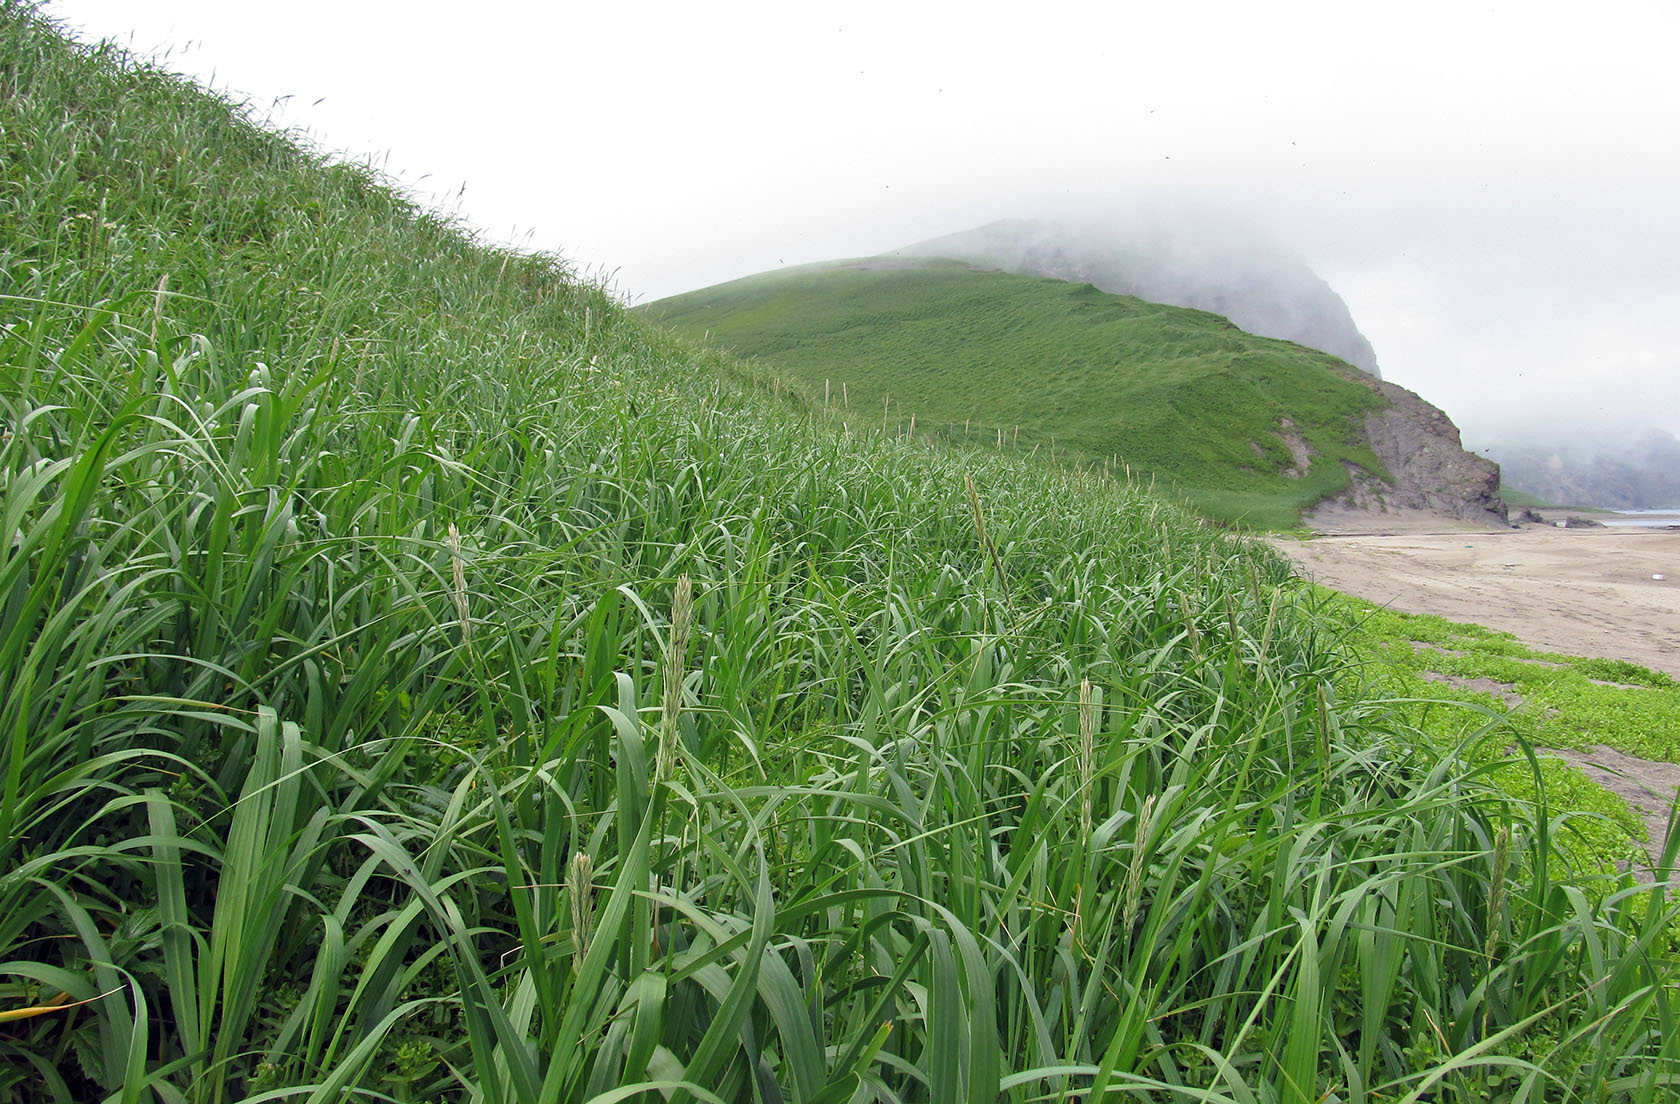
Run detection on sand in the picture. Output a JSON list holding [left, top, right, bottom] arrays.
[[1273, 512, 1680, 861], [1272, 515, 1680, 677], [1540, 745, 1680, 867]]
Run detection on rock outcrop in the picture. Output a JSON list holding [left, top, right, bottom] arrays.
[[1313, 377, 1508, 526]]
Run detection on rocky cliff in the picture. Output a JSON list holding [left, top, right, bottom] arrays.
[[1314, 377, 1508, 526]]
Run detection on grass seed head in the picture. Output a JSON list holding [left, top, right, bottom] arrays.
[[567, 852, 595, 972], [1484, 823, 1511, 963], [658, 574, 694, 784], [448, 522, 470, 645], [1078, 677, 1094, 845], [1179, 589, 1201, 661], [1258, 588, 1283, 672], [151, 272, 168, 347], [1123, 794, 1157, 935], [1316, 682, 1332, 768]]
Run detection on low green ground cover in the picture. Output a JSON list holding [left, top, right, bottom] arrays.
[[642, 262, 1389, 528], [2, 7, 1678, 1102], [1336, 598, 1680, 864]]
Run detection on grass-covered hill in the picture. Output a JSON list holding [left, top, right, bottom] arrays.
[[2, 6, 1677, 1101], [642, 259, 1392, 527]]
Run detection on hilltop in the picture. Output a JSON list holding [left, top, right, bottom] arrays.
[[905, 214, 1384, 376], [644, 258, 1505, 528]]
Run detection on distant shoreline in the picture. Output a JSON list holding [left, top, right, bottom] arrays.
[[1601, 509, 1680, 528]]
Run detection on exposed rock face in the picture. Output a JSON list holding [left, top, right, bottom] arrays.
[[1316, 378, 1508, 525], [902, 215, 1383, 377]]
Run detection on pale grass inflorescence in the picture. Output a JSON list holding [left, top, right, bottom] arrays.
[[0, 6, 1677, 1104]]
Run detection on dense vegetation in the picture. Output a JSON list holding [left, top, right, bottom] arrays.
[[2, 7, 1677, 1101], [641, 261, 1389, 527], [1348, 606, 1679, 764]]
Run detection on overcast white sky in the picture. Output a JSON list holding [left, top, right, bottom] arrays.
[[46, 1, 1680, 445]]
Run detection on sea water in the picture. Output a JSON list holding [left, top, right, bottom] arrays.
[[1601, 509, 1680, 528]]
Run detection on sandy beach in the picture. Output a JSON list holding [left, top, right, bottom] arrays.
[[1272, 514, 1680, 677]]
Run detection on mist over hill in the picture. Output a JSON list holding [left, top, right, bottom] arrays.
[[1489, 425, 1680, 508], [902, 213, 1382, 377]]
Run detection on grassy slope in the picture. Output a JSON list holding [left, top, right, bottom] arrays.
[[642, 260, 1389, 527], [3, 7, 1678, 1102]]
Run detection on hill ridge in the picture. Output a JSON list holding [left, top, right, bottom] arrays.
[[903, 214, 1384, 376], [645, 257, 1504, 528]]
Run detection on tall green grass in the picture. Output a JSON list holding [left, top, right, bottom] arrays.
[[2, 6, 1677, 1101]]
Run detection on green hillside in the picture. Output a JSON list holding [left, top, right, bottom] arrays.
[[2, 7, 1677, 1102], [643, 260, 1389, 526]]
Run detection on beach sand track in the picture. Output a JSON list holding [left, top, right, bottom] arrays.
[[1272, 522, 1680, 678]]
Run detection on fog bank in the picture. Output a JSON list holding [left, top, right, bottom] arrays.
[[903, 209, 1380, 376]]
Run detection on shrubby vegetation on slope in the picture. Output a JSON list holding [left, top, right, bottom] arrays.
[[2, 6, 1676, 1101]]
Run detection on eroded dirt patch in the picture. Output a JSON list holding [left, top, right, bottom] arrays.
[[1274, 417, 1313, 479], [1418, 670, 1524, 707], [1541, 745, 1680, 867]]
